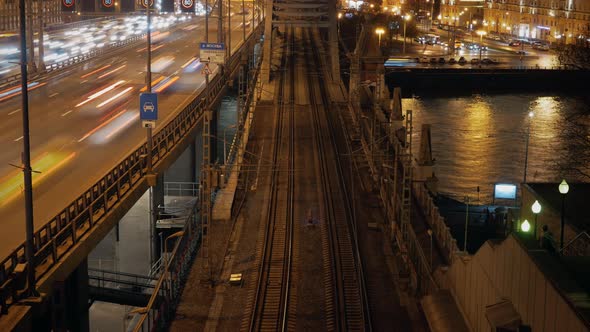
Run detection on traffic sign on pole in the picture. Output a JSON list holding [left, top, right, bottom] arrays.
[[140, 93, 158, 121], [200, 42, 225, 64]]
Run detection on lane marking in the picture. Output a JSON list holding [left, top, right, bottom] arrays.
[[49, 92, 59, 98], [14, 136, 23, 142], [61, 110, 73, 117], [78, 109, 127, 142], [8, 109, 21, 115], [81, 80, 88, 84], [97, 64, 127, 79]]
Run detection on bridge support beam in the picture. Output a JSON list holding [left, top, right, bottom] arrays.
[[328, 0, 339, 80], [261, 0, 273, 84], [51, 259, 89, 332]]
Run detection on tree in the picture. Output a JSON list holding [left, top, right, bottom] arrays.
[[553, 102, 590, 181], [555, 43, 590, 69]]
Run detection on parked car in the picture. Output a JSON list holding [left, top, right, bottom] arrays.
[[471, 58, 480, 64], [438, 57, 446, 64], [448, 58, 457, 64], [509, 41, 521, 46], [516, 50, 527, 55], [481, 58, 497, 65], [458, 56, 467, 64], [430, 57, 438, 64], [419, 57, 429, 63]]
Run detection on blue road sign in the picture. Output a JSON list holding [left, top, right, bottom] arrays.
[[140, 93, 158, 121], [199, 42, 225, 50]]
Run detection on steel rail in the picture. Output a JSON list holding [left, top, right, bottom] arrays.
[[304, 28, 371, 331], [247, 26, 295, 332]]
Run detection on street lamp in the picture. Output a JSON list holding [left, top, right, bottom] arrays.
[[532, 200, 541, 240], [403, 14, 411, 54], [523, 111, 534, 184], [521, 219, 531, 232], [558, 179, 569, 251], [476, 30, 487, 65], [376, 27, 385, 47]]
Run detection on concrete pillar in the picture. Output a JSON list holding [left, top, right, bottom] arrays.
[[149, 173, 164, 264], [51, 259, 89, 332], [261, 0, 273, 83]]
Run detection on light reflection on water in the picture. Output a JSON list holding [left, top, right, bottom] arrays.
[[404, 93, 588, 203]]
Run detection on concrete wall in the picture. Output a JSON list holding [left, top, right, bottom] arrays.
[[436, 235, 588, 332]]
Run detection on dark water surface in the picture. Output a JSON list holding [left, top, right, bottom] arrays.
[[404, 92, 590, 202]]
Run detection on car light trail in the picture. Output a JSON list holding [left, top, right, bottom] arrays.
[[154, 76, 179, 93], [97, 64, 127, 79], [89, 111, 140, 144], [140, 76, 165, 92], [0, 152, 77, 207], [96, 87, 133, 108], [80, 64, 112, 79], [136, 44, 164, 53], [78, 108, 127, 142], [181, 57, 197, 69], [76, 80, 126, 107], [0, 82, 47, 103]]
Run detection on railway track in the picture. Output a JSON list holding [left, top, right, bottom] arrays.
[[243, 27, 370, 331], [303, 29, 371, 331], [244, 26, 296, 332]]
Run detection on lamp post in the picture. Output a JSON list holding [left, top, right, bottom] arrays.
[[376, 27, 385, 47], [558, 179, 569, 251], [532, 200, 541, 240], [338, 12, 342, 34], [464, 195, 470, 252], [523, 111, 534, 184], [403, 14, 411, 54], [476, 30, 487, 65], [521, 219, 531, 233], [427, 229, 433, 269]]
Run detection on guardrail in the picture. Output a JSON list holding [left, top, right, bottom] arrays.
[[164, 182, 200, 197], [0, 23, 262, 317], [88, 268, 158, 291], [131, 195, 201, 332]]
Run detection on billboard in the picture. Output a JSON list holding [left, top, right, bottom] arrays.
[[494, 183, 517, 200]]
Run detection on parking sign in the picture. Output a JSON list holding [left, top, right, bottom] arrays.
[[140, 93, 158, 121]]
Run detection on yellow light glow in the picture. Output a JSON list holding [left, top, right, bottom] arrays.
[[521, 220, 531, 232], [0, 152, 77, 206]]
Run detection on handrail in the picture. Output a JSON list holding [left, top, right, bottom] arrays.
[[559, 231, 590, 256], [0, 23, 264, 317]]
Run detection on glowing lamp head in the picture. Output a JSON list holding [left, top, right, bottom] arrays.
[[521, 219, 531, 232], [528, 111, 534, 118], [559, 179, 569, 194], [404, 14, 411, 21], [532, 200, 542, 214]]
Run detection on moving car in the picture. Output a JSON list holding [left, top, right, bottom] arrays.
[[508, 40, 521, 46]]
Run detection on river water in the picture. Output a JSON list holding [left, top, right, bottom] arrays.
[[404, 93, 590, 203]]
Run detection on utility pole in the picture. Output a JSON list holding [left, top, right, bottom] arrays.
[[206, 0, 209, 42], [201, 63, 212, 281], [38, 0, 45, 71], [146, 0, 153, 173], [218, 0, 223, 44], [19, 0, 38, 298], [26, 0, 35, 72]]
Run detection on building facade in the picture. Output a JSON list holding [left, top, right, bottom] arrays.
[[483, 0, 590, 43], [439, 0, 485, 30], [0, 0, 62, 32]]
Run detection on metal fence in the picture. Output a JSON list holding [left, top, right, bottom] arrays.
[[0, 23, 263, 317]]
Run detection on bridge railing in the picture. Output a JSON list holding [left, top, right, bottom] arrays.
[[0, 23, 263, 317], [88, 268, 159, 292]]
